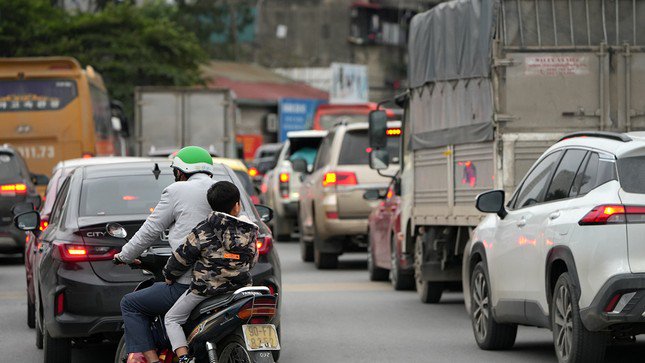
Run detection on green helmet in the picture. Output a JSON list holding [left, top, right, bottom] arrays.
[[171, 146, 214, 175]]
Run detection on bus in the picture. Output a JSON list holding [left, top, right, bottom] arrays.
[[0, 57, 124, 177]]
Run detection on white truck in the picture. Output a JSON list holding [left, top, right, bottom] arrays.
[[370, 0, 645, 304], [134, 87, 238, 157], [263, 130, 327, 240]]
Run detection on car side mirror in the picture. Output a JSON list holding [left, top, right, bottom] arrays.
[[394, 178, 401, 196], [14, 211, 40, 231], [369, 149, 390, 170], [255, 204, 274, 223], [291, 159, 308, 174], [31, 173, 49, 186], [368, 110, 388, 149], [476, 190, 507, 219], [363, 189, 384, 201]]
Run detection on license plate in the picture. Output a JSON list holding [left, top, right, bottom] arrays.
[[242, 324, 281, 351]]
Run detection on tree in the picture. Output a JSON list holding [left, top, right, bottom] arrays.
[[0, 0, 208, 118]]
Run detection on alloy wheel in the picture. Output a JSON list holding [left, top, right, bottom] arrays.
[[554, 284, 573, 361], [472, 271, 489, 341]]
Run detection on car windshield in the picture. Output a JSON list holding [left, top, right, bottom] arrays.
[[338, 130, 400, 165], [319, 114, 367, 130], [617, 156, 645, 193], [0, 153, 20, 180]]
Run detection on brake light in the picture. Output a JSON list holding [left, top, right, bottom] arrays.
[[82, 153, 93, 159], [39, 219, 49, 231], [386, 128, 401, 136], [55, 291, 65, 316], [322, 171, 357, 187], [279, 172, 290, 198], [256, 235, 273, 255], [0, 183, 27, 196], [326, 211, 338, 219], [248, 167, 259, 178], [579, 205, 626, 225], [279, 173, 290, 183], [122, 195, 139, 201], [53, 242, 118, 262], [237, 297, 277, 320]]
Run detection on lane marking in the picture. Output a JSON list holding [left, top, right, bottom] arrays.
[[282, 282, 391, 293], [0, 291, 25, 300]]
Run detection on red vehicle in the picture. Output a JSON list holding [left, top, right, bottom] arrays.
[[365, 173, 414, 290], [312, 103, 400, 130]]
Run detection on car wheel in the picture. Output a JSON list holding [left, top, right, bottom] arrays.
[[551, 273, 607, 363], [314, 247, 338, 270], [390, 236, 414, 291], [27, 297, 35, 329], [35, 300, 43, 349], [367, 237, 388, 281], [298, 214, 313, 262], [470, 262, 517, 350], [414, 235, 442, 303], [43, 328, 71, 363]]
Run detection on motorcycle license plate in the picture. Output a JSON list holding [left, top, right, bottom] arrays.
[[242, 324, 281, 351]]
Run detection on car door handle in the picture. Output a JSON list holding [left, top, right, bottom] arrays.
[[549, 211, 561, 220], [516, 218, 526, 228]]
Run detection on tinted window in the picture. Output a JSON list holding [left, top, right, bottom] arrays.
[[571, 152, 596, 197], [49, 177, 71, 226], [545, 149, 587, 202], [513, 151, 562, 209], [338, 130, 400, 165], [0, 79, 77, 112], [314, 133, 334, 170], [617, 156, 645, 193], [89, 84, 112, 139], [0, 153, 20, 179], [234, 170, 255, 196]]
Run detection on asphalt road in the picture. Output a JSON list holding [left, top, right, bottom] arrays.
[[3, 243, 645, 362]]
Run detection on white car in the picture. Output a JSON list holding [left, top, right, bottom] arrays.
[[464, 131, 645, 363]]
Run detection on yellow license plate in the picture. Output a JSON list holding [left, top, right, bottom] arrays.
[[242, 324, 281, 351]]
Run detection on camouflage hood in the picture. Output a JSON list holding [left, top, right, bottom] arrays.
[[163, 211, 259, 296]]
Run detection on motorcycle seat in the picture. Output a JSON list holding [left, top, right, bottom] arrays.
[[189, 286, 271, 320]]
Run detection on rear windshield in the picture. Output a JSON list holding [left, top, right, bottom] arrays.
[[618, 156, 645, 193], [234, 170, 255, 196], [0, 153, 20, 179], [320, 114, 366, 130], [338, 130, 400, 165], [0, 79, 77, 112]]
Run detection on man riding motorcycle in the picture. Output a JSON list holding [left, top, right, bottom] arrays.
[[113, 146, 215, 363]]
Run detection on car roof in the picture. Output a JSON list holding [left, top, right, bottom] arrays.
[[78, 160, 231, 180], [212, 157, 248, 172], [0, 144, 18, 154], [335, 120, 402, 131], [286, 130, 328, 139], [53, 156, 153, 173], [545, 132, 645, 159]]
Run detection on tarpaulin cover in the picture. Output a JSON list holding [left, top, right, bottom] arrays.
[[408, 0, 499, 150]]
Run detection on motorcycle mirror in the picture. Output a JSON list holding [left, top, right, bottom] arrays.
[[106, 222, 128, 239]]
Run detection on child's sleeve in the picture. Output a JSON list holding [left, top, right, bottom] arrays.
[[162, 228, 203, 281]]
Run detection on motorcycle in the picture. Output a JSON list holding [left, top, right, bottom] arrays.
[[107, 223, 280, 363]]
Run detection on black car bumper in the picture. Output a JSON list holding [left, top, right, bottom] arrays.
[[580, 273, 645, 331]]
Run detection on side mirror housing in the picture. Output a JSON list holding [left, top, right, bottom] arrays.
[[31, 173, 49, 186], [369, 149, 390, 170], [393, 177, 401, 196], [475, 190, 507, 219], [14, 211, 40, 231], [291, 159, 308, 174], [368, 110, 388, 149], [363, 189, 385, 201], [255, 204, 274, 223]]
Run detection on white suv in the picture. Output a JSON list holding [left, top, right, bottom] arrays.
[[464, 132, 645, 363]]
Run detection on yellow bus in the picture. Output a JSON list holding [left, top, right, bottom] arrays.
[[0, 57, 124, 177]]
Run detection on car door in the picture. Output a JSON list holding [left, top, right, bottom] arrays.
[[300, 132, 333, 237], [490, 150, 562, 310]]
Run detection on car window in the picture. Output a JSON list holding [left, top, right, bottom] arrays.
[[513, 151, 562, 209], [338, 130, 400, 165], [570, 152, 595, 197], [545, 149, 587, 202], [0, 152, 21, 181], [314, 132, 334, 170], [49, 176, 71, 227], [617, 155, 645, 193]]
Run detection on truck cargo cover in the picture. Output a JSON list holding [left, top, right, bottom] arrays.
[[408, 0, 499, 150]]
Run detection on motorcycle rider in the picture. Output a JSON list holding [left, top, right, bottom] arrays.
[[113, 146, 215, 363]]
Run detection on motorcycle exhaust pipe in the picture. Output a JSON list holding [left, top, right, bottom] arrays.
[[206, 341, 218, 363]]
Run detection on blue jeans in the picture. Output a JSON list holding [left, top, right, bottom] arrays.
[[120, 281, 189, 353]]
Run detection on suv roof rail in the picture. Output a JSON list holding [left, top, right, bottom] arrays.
[[559, 131, 632, 143]]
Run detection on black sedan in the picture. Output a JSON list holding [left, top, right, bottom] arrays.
[[15, 160, 281, 363]]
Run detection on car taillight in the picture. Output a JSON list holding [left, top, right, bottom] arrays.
[[248, 167, 259, 178], [256, 235, 273, 255], [386, 128, 401, 136], [251, 195, 260, 205], [55, 291, 65, 316], [325, 211, 338, 219], [53, 242, 118, 262], [578, 205, 645, 225], [237, 297, 277, 320], [322, 171, 357, 187], [39, 219, 49, 231], [279, 172, 290, 198], [0, 183, 27, 196], [82, 153, 93, 159]]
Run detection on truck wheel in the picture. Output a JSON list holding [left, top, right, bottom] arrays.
[[551, 273, 607, 363], [470, 262, 517, 350], [390, 237, 414, 290], [368, 239, 388, 281], [414, 235, 443, 303], [314, 247, 338, 270], [43, 328, 71, 363]]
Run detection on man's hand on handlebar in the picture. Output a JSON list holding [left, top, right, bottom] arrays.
[[112, 253, 141, 266], [165, 278, 173, 285]]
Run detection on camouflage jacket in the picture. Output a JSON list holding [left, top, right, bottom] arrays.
[[162, 211, 259, 296]]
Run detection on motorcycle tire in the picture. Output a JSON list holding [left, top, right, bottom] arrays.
[[114, 335, 127, 363], [218, 334, 275, 363]]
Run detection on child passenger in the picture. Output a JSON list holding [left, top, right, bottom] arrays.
[[163, 181, 259, 363]]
